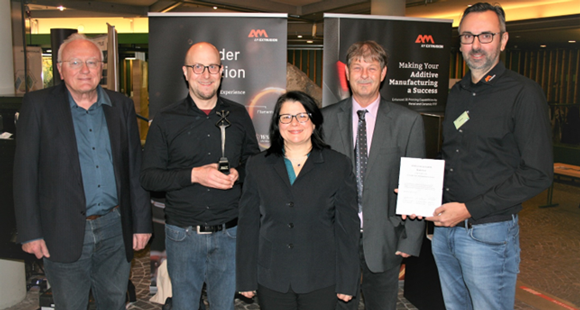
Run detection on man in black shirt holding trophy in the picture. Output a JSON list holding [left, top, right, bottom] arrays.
[[141, 42, 259, 310]]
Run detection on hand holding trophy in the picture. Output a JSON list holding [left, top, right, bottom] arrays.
[[216, 110, 231, 174]]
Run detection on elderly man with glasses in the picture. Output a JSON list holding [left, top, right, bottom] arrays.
[[425, 3, 553, 309], [140, 42, 259, 310], [14, 33, 152, 309]]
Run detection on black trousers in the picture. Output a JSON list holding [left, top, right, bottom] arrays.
[[336, 235, 400, 310], [257, 283, 337, 310]]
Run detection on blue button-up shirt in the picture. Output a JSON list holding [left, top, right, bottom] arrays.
[[68, 86, 118, 216]]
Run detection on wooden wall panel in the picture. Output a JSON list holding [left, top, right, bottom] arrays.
[[451, 47, 579, 104], [287, 48, 323, 87]]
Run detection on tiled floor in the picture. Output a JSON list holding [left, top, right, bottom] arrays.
[[518, 181, 580, 307], [5, 181, 580, 310]]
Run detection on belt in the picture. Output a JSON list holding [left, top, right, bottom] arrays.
[[456, 214, 516, 228], [196, 218, 238, 234], [86, 205, 119, 220]]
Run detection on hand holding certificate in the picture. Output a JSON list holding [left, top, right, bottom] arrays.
[[396, 157, 445, 217]]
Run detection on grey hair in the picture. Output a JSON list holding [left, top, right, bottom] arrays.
[[57, 33, 104, 63]]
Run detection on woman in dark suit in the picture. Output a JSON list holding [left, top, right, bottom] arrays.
[[236, 91, 360, 310]]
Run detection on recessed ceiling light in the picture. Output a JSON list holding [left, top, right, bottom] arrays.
[[57, 5, 65, 11], [569, 40, 577, 43], [540, 44, 547, 48], [306, 40, 313, 44], [213, 6, 217, 9], [297, 35, 303, 38]]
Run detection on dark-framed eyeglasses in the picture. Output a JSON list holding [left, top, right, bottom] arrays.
[[184, 63, 222, 74], [59, 59, 103, 69], [279, 113, 311, 124], [459, 32, 501, 44]]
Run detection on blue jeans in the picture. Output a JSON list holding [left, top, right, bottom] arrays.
[[165, 223, 237, 310], [44, 208, 130, 310], [432, 215, 520, 310]]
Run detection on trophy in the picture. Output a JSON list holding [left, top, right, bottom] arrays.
[[216, 110, 231, 174]]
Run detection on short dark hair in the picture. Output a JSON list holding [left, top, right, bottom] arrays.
[[266, 91, 329, 157], [459, 2, 507, 33], [346, 40, 388, 69]]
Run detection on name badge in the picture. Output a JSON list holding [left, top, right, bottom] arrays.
[[454, 111, 470, 130]]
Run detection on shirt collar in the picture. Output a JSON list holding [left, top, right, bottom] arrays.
[[479, 61, 505, 85], [68, 85, 112, 109], [187, 94, 221, 114], [461, 61, 506, 89], [352, 95, 380, 117]]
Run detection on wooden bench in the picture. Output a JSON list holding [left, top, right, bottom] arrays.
[[540, 163, 580, 208]]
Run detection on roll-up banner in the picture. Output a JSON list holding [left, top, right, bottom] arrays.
[[147, 14, 287, 296], [322, 13, 452, 112], [148, 13, 288, 149]]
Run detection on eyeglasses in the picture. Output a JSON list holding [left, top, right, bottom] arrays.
[[279, 113, 311, 124], [59, 59, 103, 69], [459, 32, 501, 44], [184, 64, 222, 74]]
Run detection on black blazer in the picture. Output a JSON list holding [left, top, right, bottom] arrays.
[[236, 148, 360, 295], [13, 83, 152, 263]]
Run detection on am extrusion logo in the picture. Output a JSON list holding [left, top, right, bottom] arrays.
[[248, 29, 278, 42], [415, 34, 434, 44], [415, 34, 443, 49]]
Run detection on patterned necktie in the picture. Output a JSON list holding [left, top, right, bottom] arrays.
[[355, 110, 368, 213]]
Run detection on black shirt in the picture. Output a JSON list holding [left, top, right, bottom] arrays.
[[140, 95, 260, 227], [441, 62, 553, 222]]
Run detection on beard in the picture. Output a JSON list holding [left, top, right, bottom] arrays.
[[191, 86, 218, 101], [464, 47, 499, 72]]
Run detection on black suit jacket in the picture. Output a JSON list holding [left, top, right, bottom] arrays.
[[236, 148, 360, 295], [13, 83, 152, 263]]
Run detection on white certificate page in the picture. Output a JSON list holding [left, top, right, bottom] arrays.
[[396, 157, 445, 217]]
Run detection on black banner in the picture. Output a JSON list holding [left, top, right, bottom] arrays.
[[323, 14, 452, 112], [148, 13, 288, 148]]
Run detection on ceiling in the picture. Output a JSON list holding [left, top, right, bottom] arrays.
[[23, 0, 580, 49]]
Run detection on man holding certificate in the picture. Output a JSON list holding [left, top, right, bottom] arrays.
[[322, 41, 426, 310], [426, 3, 553, 309]]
